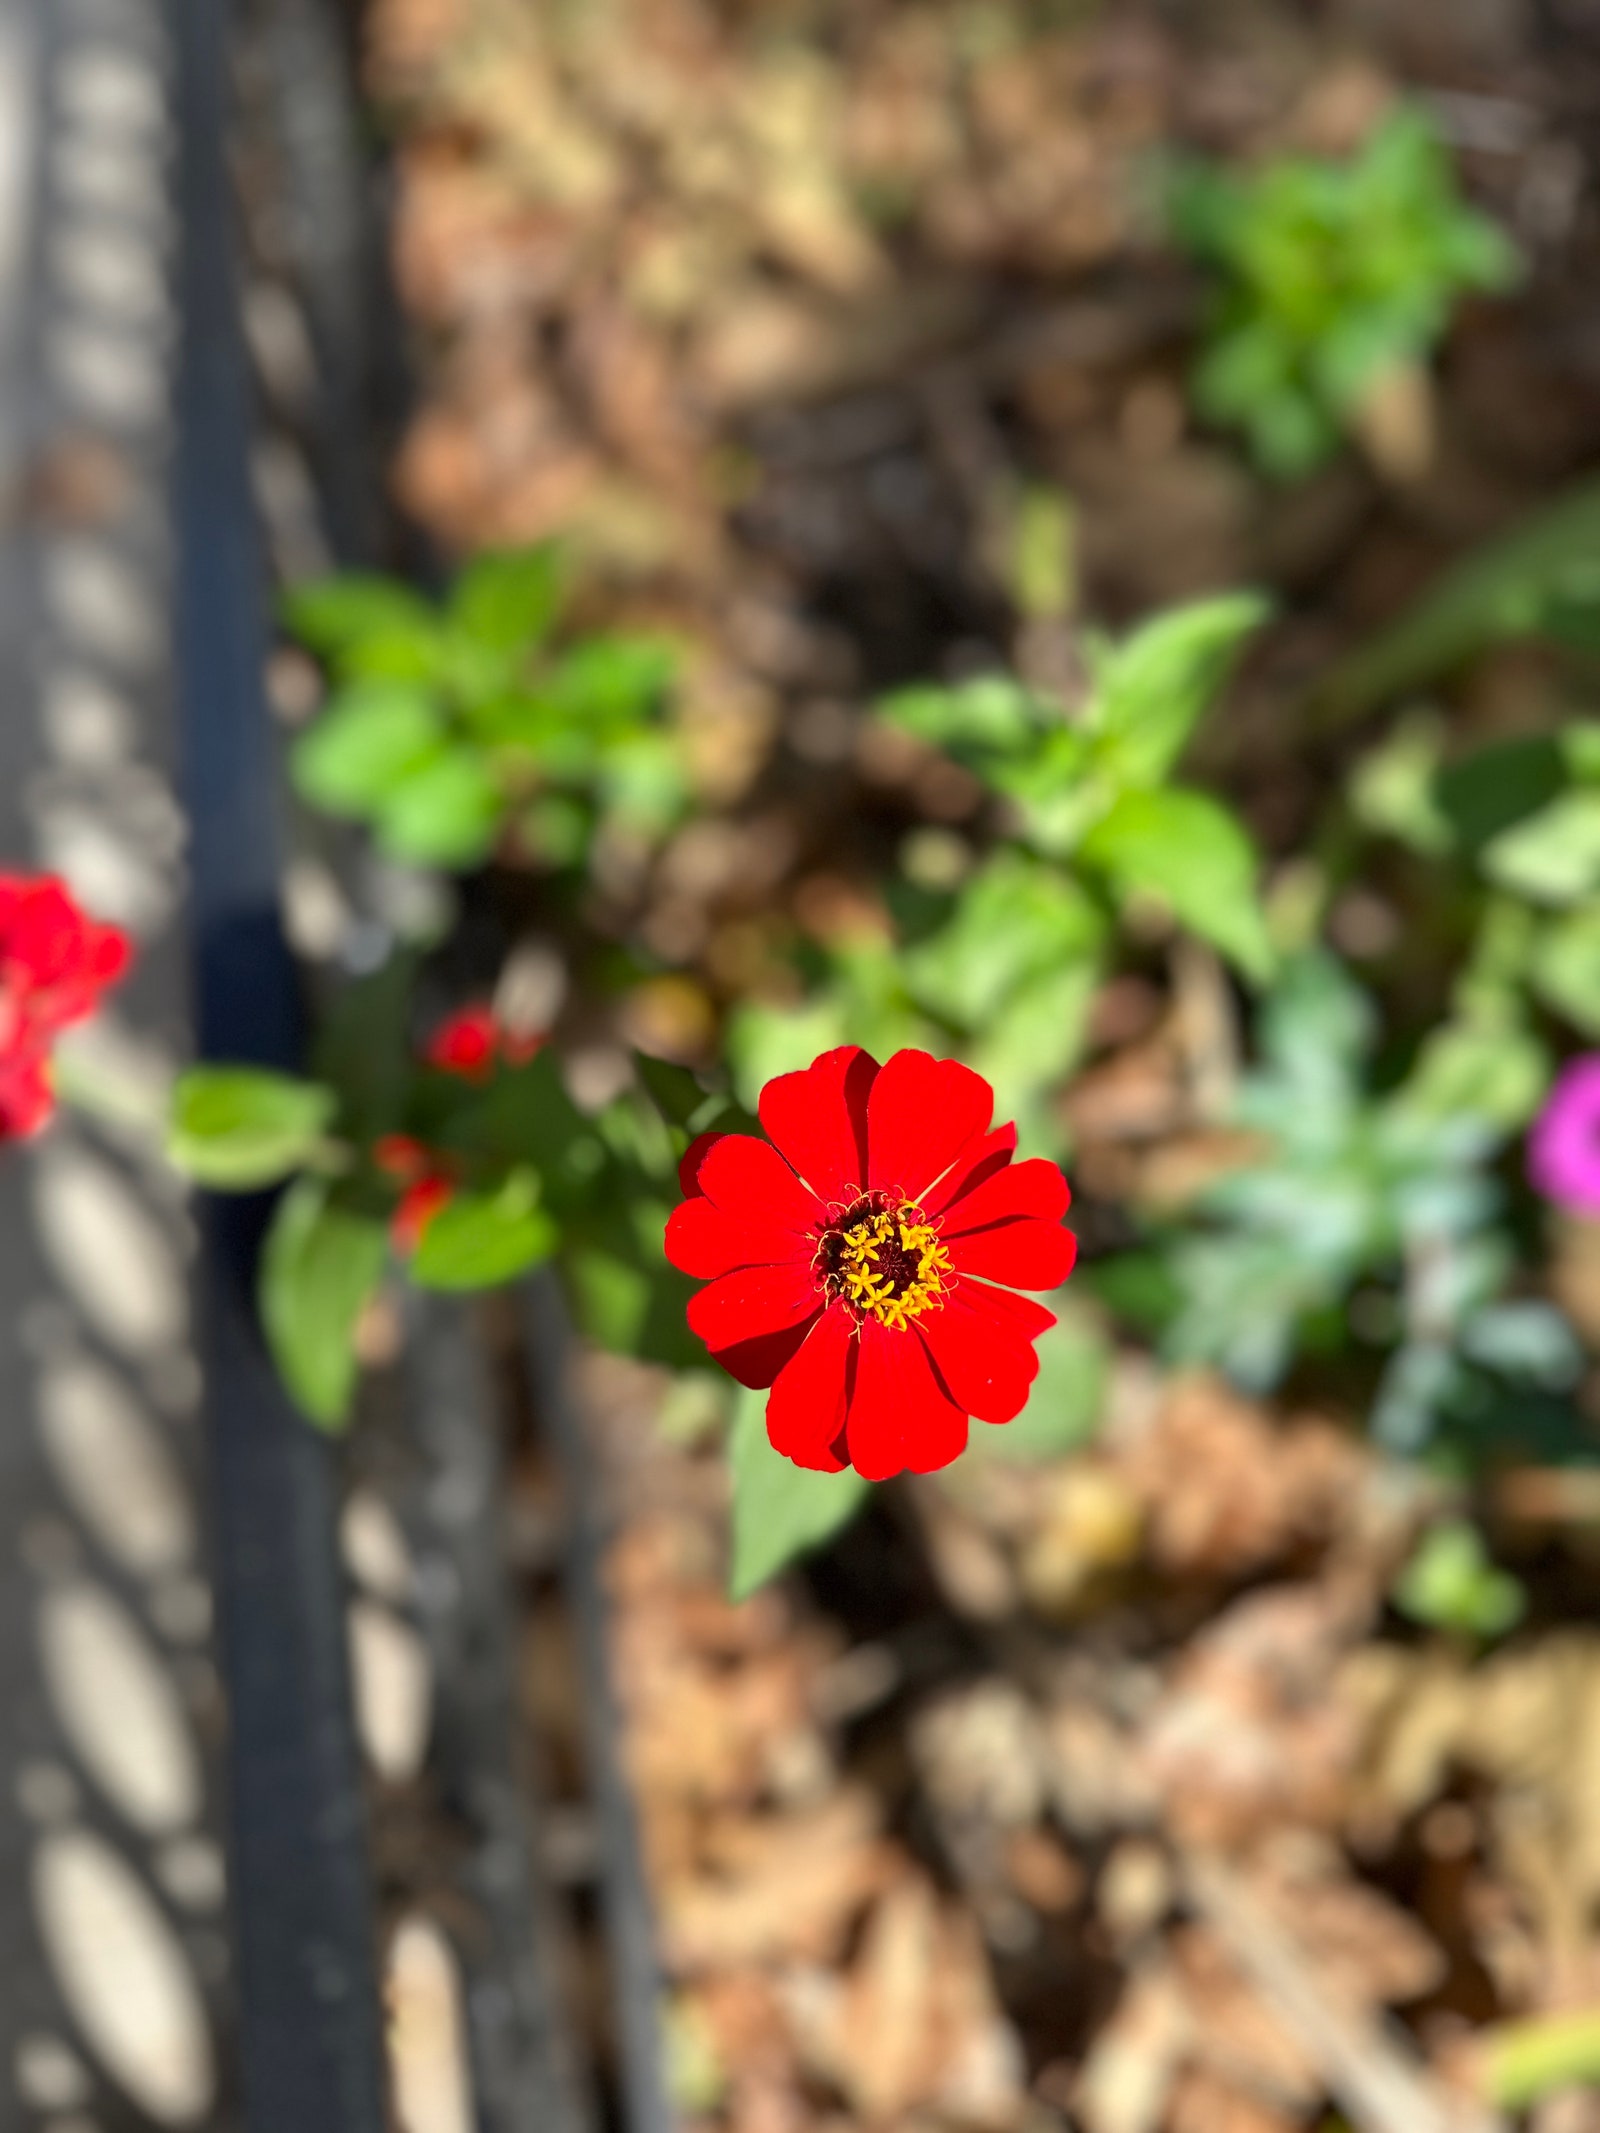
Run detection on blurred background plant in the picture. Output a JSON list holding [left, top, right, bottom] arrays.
[[176, 0, 1600, 2115], [284, 543, 687, 873], [1170, 103, 1518, 479]]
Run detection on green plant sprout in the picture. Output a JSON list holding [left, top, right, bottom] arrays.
[[1393, 1517, 1525, 1641], [1117, 952, 1581, 1453], [284, 544, 688, 871], [1171, 106, 1516, 479], [1353, 714, 1600, 1051], [731, 592, 1274, 1149]]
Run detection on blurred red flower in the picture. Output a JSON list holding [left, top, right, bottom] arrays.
[[374, 1133, 455, 1251], [425, 1002, 544, 1081], [665, 1046, 1076, 1480], [0, 874, 131, 1139]]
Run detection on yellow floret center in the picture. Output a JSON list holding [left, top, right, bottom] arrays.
[[823, 1198, 951, 1331]]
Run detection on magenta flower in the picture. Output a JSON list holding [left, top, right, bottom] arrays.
[[1529, 1056, 1600, 1217]]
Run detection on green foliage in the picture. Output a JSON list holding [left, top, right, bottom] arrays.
[[1353, 714, 1600, 1054], [1143, 954, 1578, 1450], [169, 1068, 337, 1188], [1393, 1518, 1525, 1639], [727, 1385, 872, 1600], [732, 594, 1270, 1142], [1171, 107, 1516, 478], [284, 544, 688, 875], [1318, 479, 1600, 722], [409, 1172, 557, 1289], [1080, 787, 1274, 982], [260, 1177, 388, 1429]]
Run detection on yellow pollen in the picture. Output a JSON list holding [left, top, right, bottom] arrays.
[[831, 1203, 951, 1331]]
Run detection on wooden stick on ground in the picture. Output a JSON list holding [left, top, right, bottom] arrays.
[[1179, 1851, 1506, 2133]]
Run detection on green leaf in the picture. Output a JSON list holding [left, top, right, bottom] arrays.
[[877, 675, 1047, 759], [259, 1177, 388, 1428], [409, 1172, 557, 1289], [632, 1052, 714, 1131], [1532, 904, 1600, 1037], [969, 960, 1100, 1135], [282, 575, 441, 664], [168, 1067, 337, 1188], [1393, 1519, 1525, 1639], [1396, 1021, 1549, 1131], [376, 746, 504, 868], [1090, 592, 1270, 789], [904, 852, 1104, 1028], [290, 683, 448, 819], [1435, 733, 1567, 852], [1080, 786, 1275, 983], [449, 544, 566, 657], [1316, 480, 1600, 721], [311, 949, 419, 1145], [434, 1050, 601, 1208], [727, 1385, 871, 1601], [1348, 713, 1454, 854], [1482, 788, 1600, 905], [545, 635, 676, 723]]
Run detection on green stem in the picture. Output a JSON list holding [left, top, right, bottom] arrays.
[[1484, 2008, 1600, 2110]]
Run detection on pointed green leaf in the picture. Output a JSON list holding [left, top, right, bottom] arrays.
[[260, 1177, 388, 1428], [290, 683, 447, 819], [449, 544, 566, 657], [409, 1173, 556, 1289], [376, 747, 504, 868], [169, 1067, 337, 1188], [1080, 786, 1276, 983], [728, 1385, 871, 1601], [1090, 592, 1270, 788]]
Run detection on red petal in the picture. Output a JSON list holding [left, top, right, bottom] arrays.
[[664, 1197, 813, 1280], [758, 1045, 878, 1208], [843, 1319, 969, 1481], [941, 1157, 1070, 1235], [687, 1261, 824, 1374], [920, 1123, 1017, 1217], [711, 1314, 820, 1391], [946, 1219, 1078, 1290], [919, 1292, 1039, 1424], [766, 1303, 853, 1470], [866, 1050, 994, 1203], [678, 1129, 727, 1197], [694, 1133, 822, 1233], [392, 1175, 453, 1252], [958, 1280, 1058, 1339], [0, 1046, 53, 1138]]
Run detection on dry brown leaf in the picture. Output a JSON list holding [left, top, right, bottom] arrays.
[[1165, 2066, 1303, 2133], [1075, 1961, 1190, 2133], [661, 1815, 897, 1971], [1120, 1375, 1365, 1582], [1138, 1584, 1371, 1844]]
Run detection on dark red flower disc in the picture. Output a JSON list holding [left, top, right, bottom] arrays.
[[664, 1046, 1077, 1480]]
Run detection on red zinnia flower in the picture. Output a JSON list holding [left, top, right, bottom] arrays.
[[0, 874, 131, 1141], [425, 1002, 544, 1081], [664, 1047, 1077, 1480]]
